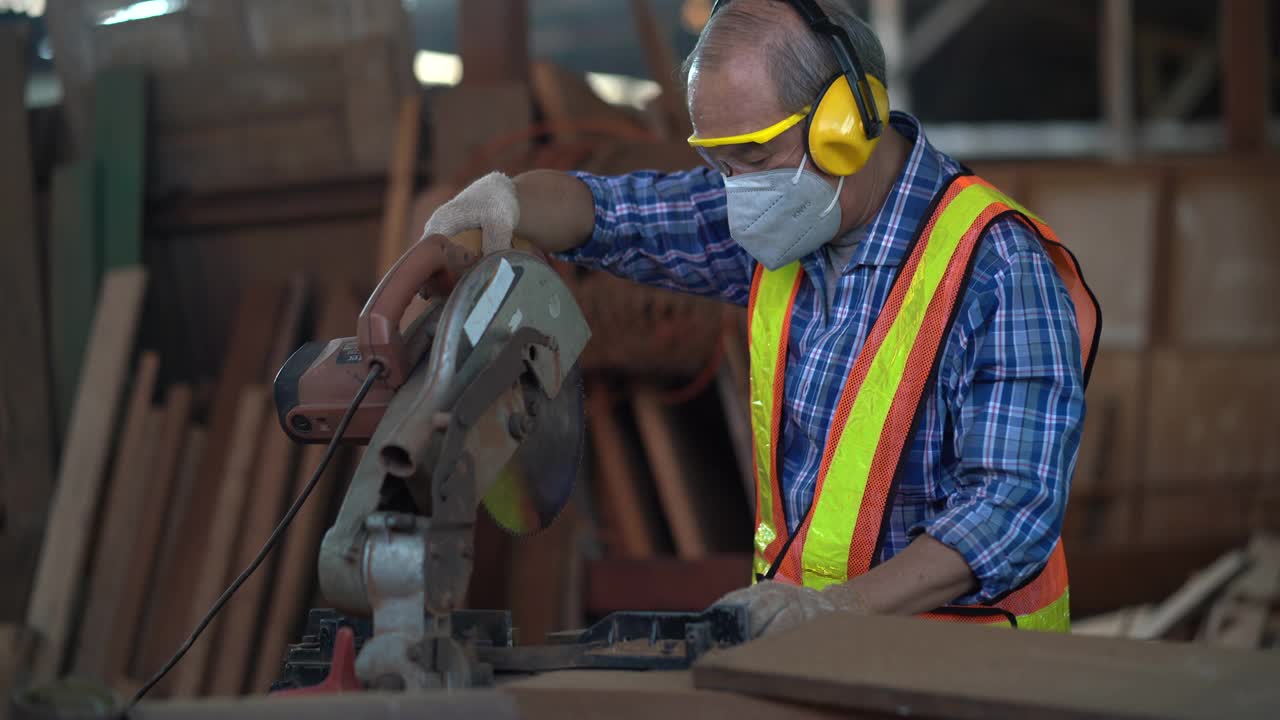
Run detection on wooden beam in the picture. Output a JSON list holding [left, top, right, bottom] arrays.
[[131, 425, 206, 682], [0, 25, 54, 625], [904, 0, 988, 73], [27, 267, 149, 680], [136, 284, 283, 692], [1220, 0, 1271, 152], [1100, 0, 1137, 161], [250, 284, 360, 694], [73, 351, 161, 679], [170, 386, 269, 698], [459, 0, 528, 85], [377, 96, 422, 278], [1127, 548, 1249, 640], [107, 384, 192, 690], [586, 382, 660, 558], [629, 0, 692, 139], [631, 387, 712, 559], [207, 278, 310, 697]]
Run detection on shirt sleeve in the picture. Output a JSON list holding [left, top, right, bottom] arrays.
[[912, 218, 1086, 605], [554, 167, 756, 306]]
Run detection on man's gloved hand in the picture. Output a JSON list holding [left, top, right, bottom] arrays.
[[422, 171, 520, 255], [714, 580, 869, 639]]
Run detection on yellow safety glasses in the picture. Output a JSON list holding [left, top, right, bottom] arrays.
[[687, 107, 811, 147], [687, 107, 810, 175]]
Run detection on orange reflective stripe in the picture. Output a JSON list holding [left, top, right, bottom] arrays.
[[848, 186, 1006, 578]]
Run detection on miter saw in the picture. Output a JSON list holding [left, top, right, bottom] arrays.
[[271, 232, 746, 694]]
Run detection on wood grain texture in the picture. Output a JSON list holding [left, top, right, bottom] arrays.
[[132, 425, 206, 681], [506, 670, 846, 720], [106, 384, 192, 688], [694, 613, 1280, 720], [0, 26, 54, 624], [170, 386, 268, 698], [377, 96, 422, 278], [73, 351, 161, 679], [27, 267, 148, 680], [139, 284, 283, 687], [207, 278, 310, 696], [586, 383, 659, 558], [250, 284, 360, 693]]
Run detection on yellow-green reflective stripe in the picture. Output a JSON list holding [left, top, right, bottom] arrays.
[[749, 262, 801, 559], [801, 183, 1000, 590], [1016, 587, 1071, 633]]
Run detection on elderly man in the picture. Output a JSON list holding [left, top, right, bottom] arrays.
[[425, 0, 1099, 638]]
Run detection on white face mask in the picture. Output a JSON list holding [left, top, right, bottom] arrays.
[[723, 155, 844, 270]]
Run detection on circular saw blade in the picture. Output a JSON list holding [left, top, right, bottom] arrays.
[[482, 365, 584, 534]]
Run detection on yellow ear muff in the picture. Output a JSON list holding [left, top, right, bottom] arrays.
[[805, 74, 891, 177]]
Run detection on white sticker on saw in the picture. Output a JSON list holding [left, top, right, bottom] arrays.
[[508, 308, 523, 332], [464, 258, 515, 346]]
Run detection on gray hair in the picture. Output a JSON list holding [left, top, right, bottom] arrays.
[[682, 0, 886, 114]]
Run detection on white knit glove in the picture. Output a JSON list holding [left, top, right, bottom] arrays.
[[422, 172, 520, 255], [713, 580, 869, 639]]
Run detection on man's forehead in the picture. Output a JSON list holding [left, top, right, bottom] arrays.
[[687, 55, 789, 139]]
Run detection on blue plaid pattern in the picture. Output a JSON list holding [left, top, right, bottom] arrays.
[[558, 113, 1085, 604]]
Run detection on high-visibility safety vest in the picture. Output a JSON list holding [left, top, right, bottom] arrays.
[[747, 172, 1100, 632]]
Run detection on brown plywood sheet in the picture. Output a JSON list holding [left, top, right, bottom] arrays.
[[74, 351, 162, 679], [27, 267, 148, 680], [506, 670, 846, 720], [1021, 166, 1160, 349], [694, 613, 1280, 720]]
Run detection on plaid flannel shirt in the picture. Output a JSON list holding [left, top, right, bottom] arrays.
[[556, 112, 1085, 604]]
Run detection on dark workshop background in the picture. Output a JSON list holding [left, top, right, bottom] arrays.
[[0, 0, 1278, 701]]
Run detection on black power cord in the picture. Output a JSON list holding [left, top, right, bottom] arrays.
[[128, 363, 384, 709]]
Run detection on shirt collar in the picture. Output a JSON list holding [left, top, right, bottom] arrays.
[[836, 112, 950, 273]]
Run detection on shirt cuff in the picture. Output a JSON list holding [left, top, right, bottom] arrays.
[[910, 504, 1032, 606]]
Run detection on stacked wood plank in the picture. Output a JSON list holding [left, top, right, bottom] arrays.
[[1073, 534, 1280, 649], [24, 276, 363, 699]]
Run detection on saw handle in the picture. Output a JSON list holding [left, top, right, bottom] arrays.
[[358, 233, 476, 388]]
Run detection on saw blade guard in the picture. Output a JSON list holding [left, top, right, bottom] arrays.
[[375, 245, 589, 534]]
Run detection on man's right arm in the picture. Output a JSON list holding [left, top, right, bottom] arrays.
[[427, 167, 755, 306]]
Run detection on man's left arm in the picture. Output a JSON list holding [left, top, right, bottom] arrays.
[[852, 220, 1087, 613]]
